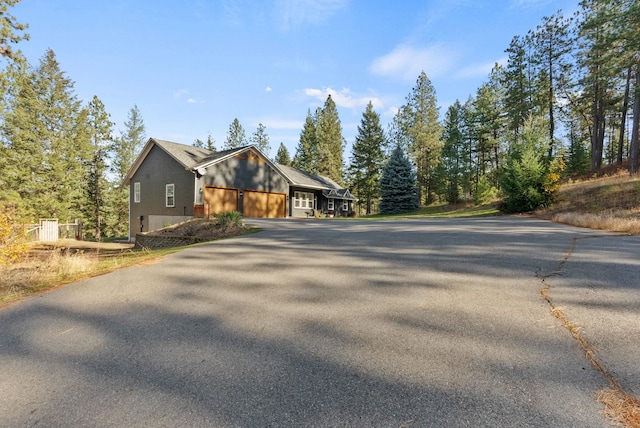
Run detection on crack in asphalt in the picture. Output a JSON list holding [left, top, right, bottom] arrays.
[[539, 233, 640, 427]]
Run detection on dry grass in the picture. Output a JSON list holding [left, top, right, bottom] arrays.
[[537, 171, 640, 235], [2, 251, 98, 301], [1, 220, 252, 306], [597, 389, 640, 428]]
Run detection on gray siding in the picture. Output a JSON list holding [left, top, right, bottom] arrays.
[[289, 187, 321, 218], [200, 155, 288, 194], [129, 145, 195, 238]]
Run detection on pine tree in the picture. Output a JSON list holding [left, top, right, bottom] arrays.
[[531, 11, 575, 158], [111, 105, 146, 236], [1, 49, 90, 220], [349, 101, 385, 214], [250, 122, 271, 155], [193, 133, 216, 151], [224, 118, 247, 149], [379, 145, 418, 214], [315, 95, 345, 184], [503, 35, 537, 144], [435, 100, 466, 204], [85, 95, 113, 240], [0, 0, 29, 63], [399, 71, 443, 205], [275, 142, 291, 165], [0, 61, 41, 216], [292, 110, 318, 174], [577, 0, 621, 173]]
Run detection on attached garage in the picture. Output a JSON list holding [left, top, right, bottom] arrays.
[[243, 190, 286, 218], [204, 186, 238, 215]]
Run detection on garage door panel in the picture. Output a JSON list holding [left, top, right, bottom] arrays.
[[244, 191, 285, 218], [204, 187, 238, 215]]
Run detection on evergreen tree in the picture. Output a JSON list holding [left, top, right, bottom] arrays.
[[399, 71, 443, 205], [379, 145, 418, 214], [85, 95, 113, 241], [1, 49, 90, 220], [292, 110, 318, 174], [0, 61, 40, 215], [315, 95, 345, 184], [577, 0, 620, 172], [112, 105, 145, 183], [531, 11, 575, 157], [349, 101, 385, 214], [470, 67, 505, 181], [111, 105, 146, 236], [435, 100, 466, 204], [0, 0, 29, 63], [275, 142, 291, 165], [250, 122, 271, 155], [193, 133, 216, 151], [224, 118, 247, 149], [500, 115, 563, 212], [502, 35, 537, 143]]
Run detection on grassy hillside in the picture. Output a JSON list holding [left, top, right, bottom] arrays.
[[536, 171, 640, 235]]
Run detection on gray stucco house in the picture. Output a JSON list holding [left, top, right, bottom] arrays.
[[123, 138, 357, 240]]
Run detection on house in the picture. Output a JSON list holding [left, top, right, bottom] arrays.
[[123, 138, 357, 240]]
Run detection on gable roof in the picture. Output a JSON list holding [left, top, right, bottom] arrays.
[[276, 164, 342, 190], [123, 138, 208, 185], [123, 138, 353, 199]]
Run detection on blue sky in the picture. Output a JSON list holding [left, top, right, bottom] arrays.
[[13, 0, 579, 158]]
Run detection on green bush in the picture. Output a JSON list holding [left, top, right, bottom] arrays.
[[216, 211, 243, 227], [474, 175, 499, 205], [500, 148, 565, 213]]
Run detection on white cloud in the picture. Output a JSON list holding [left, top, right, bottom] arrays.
[[260, 119, 304, 130], [303, 87, 383, 110], [265, 86, 273, 92], [187, 98, 198, 104], [369, 43, 460, 83], [275, 0, 347, 30], [173, 89, 189, 98], [508, 0, 553, 9], [455, 57, 507, 79]]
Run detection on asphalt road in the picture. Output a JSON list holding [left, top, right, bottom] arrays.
[[1, 217, 638, 427]]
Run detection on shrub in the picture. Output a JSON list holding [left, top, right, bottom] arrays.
[[474, 175, 499, 205], [216, 211, 243, 227], [0, 203, 29, 265], [500, 149, 565, 213]]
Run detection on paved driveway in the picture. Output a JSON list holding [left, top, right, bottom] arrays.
[[1, 217, 638, 427]]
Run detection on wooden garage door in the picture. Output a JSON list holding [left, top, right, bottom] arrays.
[[204, 186, 238, 215], [243, 191, 286, 218]]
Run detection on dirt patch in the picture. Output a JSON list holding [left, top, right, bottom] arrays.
[[147, 218, 249, 241]]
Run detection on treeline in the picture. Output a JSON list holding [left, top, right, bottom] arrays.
[[0, 46, 147, 239], [1, 0, 638, 233], [288, 1, 640, 214]]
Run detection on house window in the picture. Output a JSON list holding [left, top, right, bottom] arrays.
[[134, 182, 141, 203], [342, 200, 348, 211], [327, 198, 334, 211], [294, 191, 314, 209], [166, 183, 175, 207]]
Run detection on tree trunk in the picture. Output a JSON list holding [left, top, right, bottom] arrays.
[[629, 67, 640, 176], [618, 67, 632, 164], [591, 81, 605, 173]]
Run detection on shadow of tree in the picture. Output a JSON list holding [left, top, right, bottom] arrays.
[[0, 217, 618, 427]]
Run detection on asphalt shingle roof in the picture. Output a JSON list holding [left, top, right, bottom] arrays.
[[130, 138, 351, 196]]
